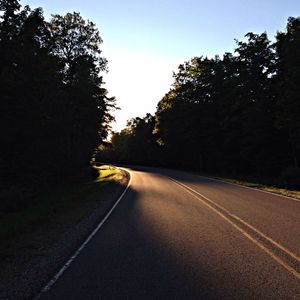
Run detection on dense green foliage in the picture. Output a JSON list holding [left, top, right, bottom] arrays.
[[100, 114, 162, 166], [0, 0, 115, 210], [101, 17, 300, 187]]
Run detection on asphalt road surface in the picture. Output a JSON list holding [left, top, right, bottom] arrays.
[[39, 166, 300, 299]]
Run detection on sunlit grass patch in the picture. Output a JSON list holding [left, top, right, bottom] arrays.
[[93, 165, 123, 183], [96, 164, 116, 170]]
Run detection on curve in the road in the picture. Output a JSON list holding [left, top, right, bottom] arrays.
[[36, 168, 132, 299], [37, 165, 300, 299]]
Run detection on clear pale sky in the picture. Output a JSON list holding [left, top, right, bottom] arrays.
[[21, 0, 300, 132]]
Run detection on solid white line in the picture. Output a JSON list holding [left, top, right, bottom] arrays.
[[196, 174, 300, 203], [35, 168, 132, 299]]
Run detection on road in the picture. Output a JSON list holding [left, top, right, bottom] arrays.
[[39, 166, 300, 299]]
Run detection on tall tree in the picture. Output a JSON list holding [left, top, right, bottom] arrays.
[[47, 12, 115, 172], [275, 17, 300, 168], [224, 33, 277, 175], [0, 2, 115, 205], [103, 114, 160, 165], [48, 12, 107, 72]]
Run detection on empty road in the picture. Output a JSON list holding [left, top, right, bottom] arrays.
[[39, 166, 300, 299]]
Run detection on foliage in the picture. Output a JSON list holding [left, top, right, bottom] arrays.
[[281, 166, 300, 188], [0, 1, 116, 208], [97, 114, 162, 165], [274, 17, 300, 168], [0, 165, 123, 241]]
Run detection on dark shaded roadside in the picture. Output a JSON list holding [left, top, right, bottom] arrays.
[[0, 169, 129, 300]]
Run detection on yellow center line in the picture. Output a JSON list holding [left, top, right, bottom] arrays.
[[188, 181, 300, 263], [171, 177, 300, 262], [170, 177, 300, 280]]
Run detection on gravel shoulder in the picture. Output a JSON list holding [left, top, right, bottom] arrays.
[[0, 167, 129, 300]]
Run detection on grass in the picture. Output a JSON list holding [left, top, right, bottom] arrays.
[[95, 165, 124, 182], [213, 176, 300, 200], [0, 165, 125, 244]]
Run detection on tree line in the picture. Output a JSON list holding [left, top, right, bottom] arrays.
[[100, 17, 300, 188], [0, 0, 115, 210]]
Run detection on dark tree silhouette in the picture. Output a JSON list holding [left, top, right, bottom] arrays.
[[0, 1, 115, 210], [99, 114, 161, 165], [275, 17, 300, 169]]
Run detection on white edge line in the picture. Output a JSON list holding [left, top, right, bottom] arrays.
[[35, 167, 132, 299], [196, 174, 300, 203]]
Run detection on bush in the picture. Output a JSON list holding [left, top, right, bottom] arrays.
[[281, 166, 300, 189], [90, 166, 100, 179], [0, 187, 32, 212]]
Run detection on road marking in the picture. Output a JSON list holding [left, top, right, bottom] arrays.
[[169, 177, 300, 280], [35, 168, 132, 299], [198, 174, 300, 203], [178, 180, 300, 263]]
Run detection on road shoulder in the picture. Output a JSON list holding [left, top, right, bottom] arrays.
[[0, 166, 129, 300]]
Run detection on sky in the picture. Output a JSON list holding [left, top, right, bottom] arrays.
[[21, 0, 300, 132]]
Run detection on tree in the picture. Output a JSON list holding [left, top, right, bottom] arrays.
[[0, 4, 62, 187], [99, 114, 161, 166], [275, 17, 300, 168], [47, 12, 115, 172], [223, 32, 277, 175], [155, 57, 224, 171], [0, 2, 115, 208], [48, 12, 107, 72]]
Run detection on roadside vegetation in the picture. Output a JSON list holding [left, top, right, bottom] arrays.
[[95, 165, 124, 183], [0, 0, 116, 214], [0, 165, 128, 299], [0, 165, 125, 247], [211, 176, 300, 201]]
